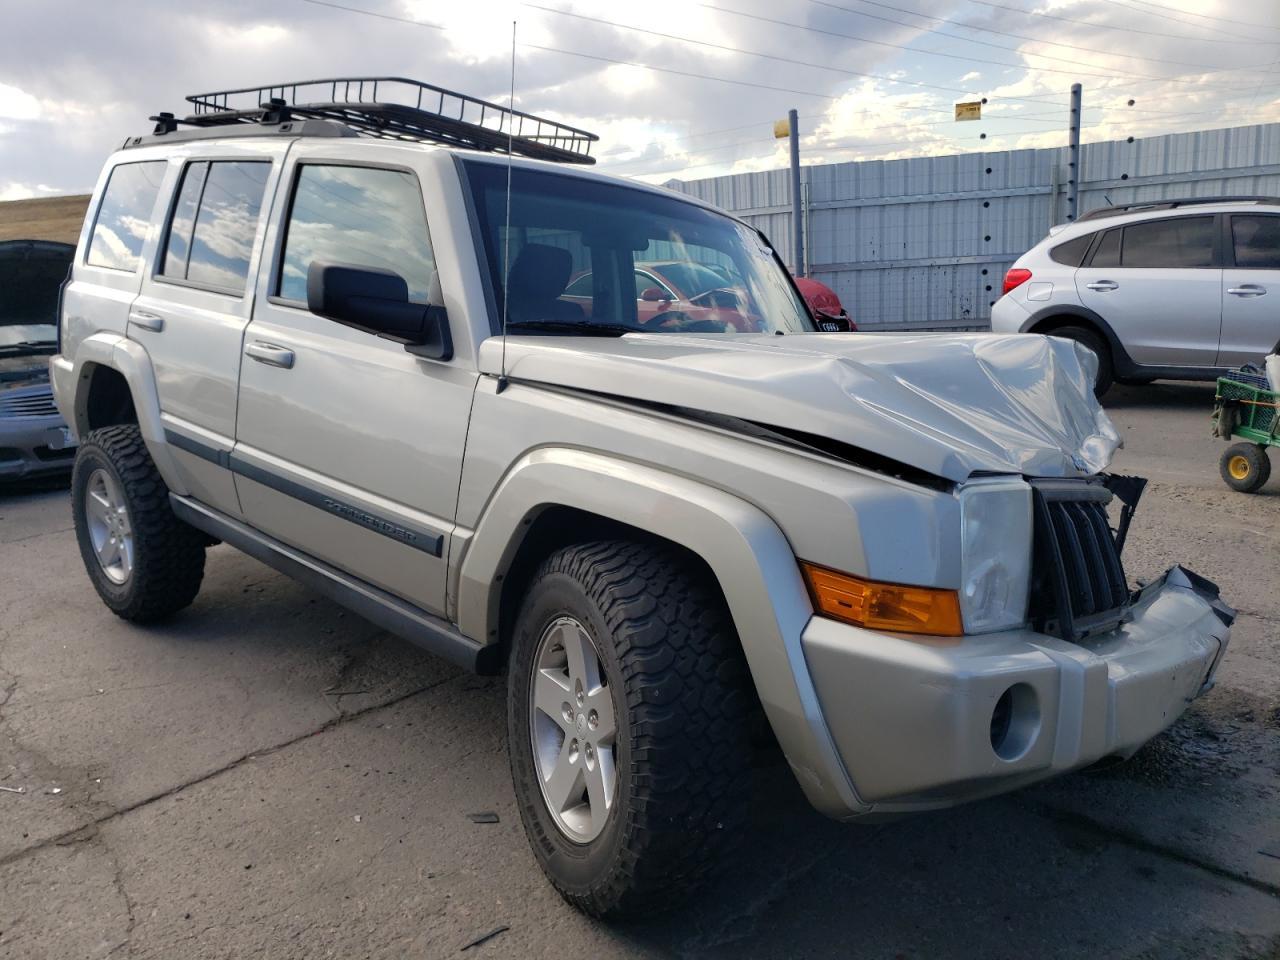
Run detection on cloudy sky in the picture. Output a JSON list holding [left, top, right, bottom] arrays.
[[1, 0, 1278, 198]]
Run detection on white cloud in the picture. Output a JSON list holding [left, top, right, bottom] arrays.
[[0, 82, 41, 120]]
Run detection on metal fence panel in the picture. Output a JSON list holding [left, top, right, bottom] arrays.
[[666, 122, 1280, 331]]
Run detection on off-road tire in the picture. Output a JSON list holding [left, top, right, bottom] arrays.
[[1051, 324, 1113, 398], [72, 424, 206, 621], [1219, 442, 1271, 494], [507, 540, 755, 918]]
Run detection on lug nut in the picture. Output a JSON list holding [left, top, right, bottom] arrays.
[[588, 710, 598, 730]]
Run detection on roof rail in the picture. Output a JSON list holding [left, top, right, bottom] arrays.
[[1077, 196, 1280, 222], [154, 77, 598, 165]]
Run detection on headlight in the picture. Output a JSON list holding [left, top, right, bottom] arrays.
[[958, 477, 1032, 633]]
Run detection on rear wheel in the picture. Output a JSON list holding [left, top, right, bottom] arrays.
[[1219, 443, 1271, 493], [507, 540, 754, 918], [72, 425, 206, 621], [1049, 324, 1113, 398]]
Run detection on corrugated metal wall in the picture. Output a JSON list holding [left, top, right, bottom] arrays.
[[667, 123, 1280, 331]]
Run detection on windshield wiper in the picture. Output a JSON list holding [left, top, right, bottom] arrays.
[[0, 340, 57, 353], [505, 319, 642, 337]]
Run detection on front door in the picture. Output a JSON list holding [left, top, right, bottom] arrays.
[[233, 150, 475, 617], [1075, 215, 1222, 369], [1220, 213, 1280, 367]]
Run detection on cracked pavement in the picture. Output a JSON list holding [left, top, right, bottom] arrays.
[[1, 381, 1278, 959]]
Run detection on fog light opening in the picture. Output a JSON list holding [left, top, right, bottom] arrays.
[[990, 683, 1040, 762]]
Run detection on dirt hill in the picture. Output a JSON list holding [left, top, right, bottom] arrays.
[[0, 194, 91, 245]]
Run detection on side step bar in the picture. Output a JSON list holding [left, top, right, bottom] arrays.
[[170, 495, 499, 674]]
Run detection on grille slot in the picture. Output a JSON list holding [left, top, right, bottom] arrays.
[[1030, 481, 1131, 642], [0, 389, 58, 420]]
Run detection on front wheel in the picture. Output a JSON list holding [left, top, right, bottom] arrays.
[[507, 540, 754, 918], [1220, 442, 1271, 493], [72, 424, 207, 621]]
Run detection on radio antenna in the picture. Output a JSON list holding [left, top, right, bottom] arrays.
[[496, 19, 516, 395]]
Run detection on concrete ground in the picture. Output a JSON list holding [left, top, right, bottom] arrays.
[[1, 381, 1277, 960]]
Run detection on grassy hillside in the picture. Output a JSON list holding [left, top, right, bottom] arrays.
[[0, 194, 92, 245]]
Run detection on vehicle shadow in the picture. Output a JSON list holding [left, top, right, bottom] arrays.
[[1103, 380, 1218, 411], [0, 472, 71, 500], [607, 757, 1263, 959]]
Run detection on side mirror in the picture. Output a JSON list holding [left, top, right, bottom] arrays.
[[639, 286, 668, 302], [306, 262, 452, 361]]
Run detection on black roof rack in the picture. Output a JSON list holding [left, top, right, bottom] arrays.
[[147, 77, 598, 165], [1077, 196, 1280, 222]]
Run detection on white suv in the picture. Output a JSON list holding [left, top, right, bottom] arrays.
[[991, 198, 1280, 395]]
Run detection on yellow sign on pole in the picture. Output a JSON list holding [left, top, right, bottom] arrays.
[[955, 101, 982, 121], [774, 118, 791, 139]]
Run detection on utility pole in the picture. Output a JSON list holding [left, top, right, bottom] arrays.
[[789, 108, 804, 277], [1066, 83, 1082, 222]]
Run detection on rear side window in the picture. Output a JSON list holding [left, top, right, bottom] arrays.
[[86, 161, 166, 271], [278, 165, 436, 305], [1231, 215, 1280, 269], [1089, 228, 1121, 268], [1120, 216, 1215, 268], [161, 160, 270, 293], [1049, 233, 1092, 267]]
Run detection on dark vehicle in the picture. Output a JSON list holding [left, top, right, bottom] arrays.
[[1, 240, 77, 480]]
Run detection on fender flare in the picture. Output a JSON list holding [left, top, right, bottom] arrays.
[[57, 333, 188, 496], [1020, 304, 1139, 379], [456, 446, 869, 817]]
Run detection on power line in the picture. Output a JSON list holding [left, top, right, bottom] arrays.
[[519, 3, 1063, 103], [701, 1, 1186, 82], [1113, 0, 1280, 33], [301, 0, 839, 100], [803, 0, 1261, 72], [962, 0, 1280, 45], [1096, 0, 1279, 40]]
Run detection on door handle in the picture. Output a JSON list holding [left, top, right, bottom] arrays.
[[1227, 284, 1266, 297], [1086, 280, 1119, 292], [245, 341, 295, 369], [129, 311, 164, 332]]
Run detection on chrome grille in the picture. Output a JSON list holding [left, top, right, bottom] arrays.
[[0, 388, 59, 420]]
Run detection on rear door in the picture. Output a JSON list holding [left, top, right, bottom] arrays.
[[231, 144, 476, 617], [1220, 212, 1280, 366], [130, 142, 286, 516], [1075, 214, 1222, 368]]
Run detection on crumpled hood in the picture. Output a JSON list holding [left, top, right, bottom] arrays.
[[479, 331, 1121, 483]]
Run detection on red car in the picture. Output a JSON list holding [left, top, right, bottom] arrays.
[[562, 260, 763, 331], [792, 276, 856, 331]]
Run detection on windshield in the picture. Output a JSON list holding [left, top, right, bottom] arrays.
[[462, 160, 813, 335]]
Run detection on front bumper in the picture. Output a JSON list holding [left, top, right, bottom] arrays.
[[0, 413, 76, 479], [802, 567, 1231, 817]]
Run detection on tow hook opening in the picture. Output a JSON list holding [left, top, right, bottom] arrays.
[[990, 683, 1040, 761]]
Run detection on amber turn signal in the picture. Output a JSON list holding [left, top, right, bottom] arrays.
[[799, 562, 964, 637]]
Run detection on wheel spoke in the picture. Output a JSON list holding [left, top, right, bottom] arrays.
[[95, 534, 119, 568], [117, 535, 134, 578], [533, 668, 572, 728], [586, 687, 616, 744], [563, 621, 602, 694], [584, 749, 614, 834], [86, 489, 112, 527], [542, 737, 583, 815]]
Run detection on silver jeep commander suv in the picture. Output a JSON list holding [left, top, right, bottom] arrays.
[[51, 79, 1234, 917]]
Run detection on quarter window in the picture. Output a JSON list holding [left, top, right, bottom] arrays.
[[278, 165, 436, 305], [161, 160, 270, 293], [1049, 233, 1093, 267], [1231, 215, 1280, 269], [86, 161, 166, 272], [1120, 216, 1215, 268]]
